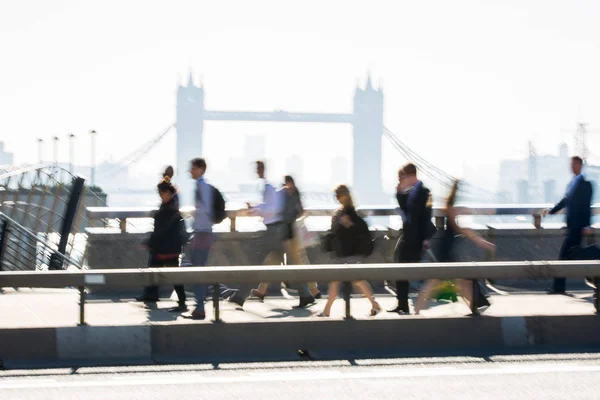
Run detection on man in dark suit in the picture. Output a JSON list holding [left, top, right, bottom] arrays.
[[543, 156, 594, 294], [389, 163, 436, 314]]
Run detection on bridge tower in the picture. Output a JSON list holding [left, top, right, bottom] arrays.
[[352, 75, 385, 204], [176, 72, 205, 205]]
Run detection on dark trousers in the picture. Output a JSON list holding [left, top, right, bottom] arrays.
[[142, 255, 186, 305], [394, 237, 421, 313], [555, 229, 583, 293]]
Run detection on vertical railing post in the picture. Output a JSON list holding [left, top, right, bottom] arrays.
[[343, 281, 352, 319], [435, 216, 445, 230], [0, 219, 8, 271], [212, 283, 221, 322], [78, 286, 87, 325], [533, 214, 542, 229], [594, 278, 600, 316], [471, 279, 479, 316], [119, 218, 127, 233], [50, 177, 85, 270]]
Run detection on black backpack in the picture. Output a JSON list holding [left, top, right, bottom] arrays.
[[211, 185, 226, 224]]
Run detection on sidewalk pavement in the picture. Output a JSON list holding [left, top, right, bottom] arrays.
[[1, 288, 599, 367]]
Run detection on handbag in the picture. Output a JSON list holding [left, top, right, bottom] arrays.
[[294, 217, 320, 248], [320, 231, 335, 253]]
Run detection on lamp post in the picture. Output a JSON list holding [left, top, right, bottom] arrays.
[[68, 133, 76, 173], [89, 129, 97, 187], [37, 138, 43, 164], [52, 136, 59, 165]]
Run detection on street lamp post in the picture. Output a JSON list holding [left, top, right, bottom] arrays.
[[52, 136, 59, 165], [68, 133, 76, 173], [37, 138, 43, 164], [89, 130, 97, 187]]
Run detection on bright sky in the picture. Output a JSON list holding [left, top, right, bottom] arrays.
[[1, 0, 600, 191]]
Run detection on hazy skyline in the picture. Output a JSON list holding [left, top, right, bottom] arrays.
[[2, 0, 600, 193]]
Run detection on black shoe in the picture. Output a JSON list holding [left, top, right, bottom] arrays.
[[228, 297, 245, 307], [296, 296, 316, 308], [135, 295, 159, 302], [547, 289, 567, 295], [387, 305, 409, 314], [314, 292, 322, 300], [168, 304, 188, 313]]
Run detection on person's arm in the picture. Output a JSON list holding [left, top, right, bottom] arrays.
[[253, 185, 282, 219], [583, 181, 594, 235], [418, 189, 433, 248], [544, 197, 566, 216], [448, 207, 495, 252]]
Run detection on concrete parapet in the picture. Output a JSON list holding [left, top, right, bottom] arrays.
[[87, 228, 582, 270], [86, 228, 599, 295], [3, 315, 600, 367]]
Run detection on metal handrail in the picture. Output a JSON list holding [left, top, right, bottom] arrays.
[[86, 204, 600, 232], [2, 260, 600, 324], [0, 211, 83, 271]]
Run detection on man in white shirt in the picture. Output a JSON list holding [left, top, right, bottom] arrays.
[[229, 161, 315, 308], [187, 157, 215, 320]]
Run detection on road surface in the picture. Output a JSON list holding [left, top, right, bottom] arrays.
[[2, 353, 600, 399]]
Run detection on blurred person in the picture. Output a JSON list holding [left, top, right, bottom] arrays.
[[414, 180, 495, 315], [251, 175, 321, 300], [229, 161, 316, 308], [186, 157, 217, 320], [317, 185, 380, 317], [389, 163, 436, 314], [135, 167, 187, 312], [542, 156, 594, 294]]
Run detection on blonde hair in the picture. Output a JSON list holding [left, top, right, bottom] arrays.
[[334, 184, 354, 208]]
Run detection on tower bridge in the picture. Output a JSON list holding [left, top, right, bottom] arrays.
[[176, 74, 384, 206]]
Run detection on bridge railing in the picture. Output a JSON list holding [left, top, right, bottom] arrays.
[[2, 260, 600, 325], [86, 204, 600, 233]]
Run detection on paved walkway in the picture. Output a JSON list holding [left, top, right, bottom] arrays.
[[0, 287, 596, 328]]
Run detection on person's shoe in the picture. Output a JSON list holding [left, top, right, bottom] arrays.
[[296, 296, 316, 308], [387, 305, 409, 314], [370, 303, 382, 317], [228, 297, 245, 307], [313, 292, 322, 300], [190, 308, 205, 320], [168, 304, 188, 313], [135, 295, 158, 303], [249, 289, 265, 302]]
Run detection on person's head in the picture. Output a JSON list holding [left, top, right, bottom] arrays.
[[256, 161, 265, 179], [284, 175, 297, 191], [571, 156, 583, 176], [334, 184, 354, 208], [401, 162, 418, 185], [189, 158, 206, 180], [157, 166, 177, 204], [163, 165, 174, 180], [446, 180, 459, 210], [398, 168, 406, 183]]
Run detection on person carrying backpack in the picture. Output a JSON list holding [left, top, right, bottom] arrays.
[[317, 184, 380, 317], [186, 157, 227, 320]]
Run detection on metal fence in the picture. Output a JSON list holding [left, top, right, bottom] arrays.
[[0, 164, 107, 267], [86, 204, 600, 233], [0, 211, 83, 271], [2, 260, 599, 324]]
